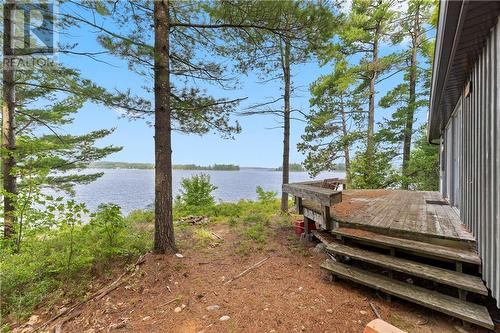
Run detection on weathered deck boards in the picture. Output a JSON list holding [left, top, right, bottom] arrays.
[[283, 183, 342, 206], [331, 190, 475, 243], [320, 260, 494, 329], [327, 243, 488, 295], [331, 227, 481, 265]]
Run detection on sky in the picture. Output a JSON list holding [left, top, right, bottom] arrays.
[[55, 3, 431, 168]]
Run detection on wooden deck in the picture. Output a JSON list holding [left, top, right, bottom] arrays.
[[285, 183, 494, 329], [310, 189, 475, 244]]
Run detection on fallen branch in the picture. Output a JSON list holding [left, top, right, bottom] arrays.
[[35, 254, 147, 332], [211, 232, 224, 241], [224, 257, 269, 285], [160, 298, 179, 307], [370, 302, 382, 319]]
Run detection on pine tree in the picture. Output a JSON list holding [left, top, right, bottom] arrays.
[[208, 0, 336, 212], [378, 0, 434, 189], [13, 65, 123, 193], [298, 58, 365, 183], [2, 1, 17, 238], [339, 0, 400, 187], [77, 0, 291, 253]]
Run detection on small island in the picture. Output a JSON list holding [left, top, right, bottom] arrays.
[[173, 164, 240, 171], [275, 163, 305, 172]]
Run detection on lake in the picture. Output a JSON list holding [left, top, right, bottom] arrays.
[[65, 168, 345, 214]]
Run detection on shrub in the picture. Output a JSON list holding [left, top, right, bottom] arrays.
[[256, 186, 277, 203], [175, 174, 218, 215], [0, 202, 151, 324], [90, 203, 126, 248]]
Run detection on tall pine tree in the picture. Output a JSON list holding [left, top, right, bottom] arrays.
[[208, 0, 336, 211]]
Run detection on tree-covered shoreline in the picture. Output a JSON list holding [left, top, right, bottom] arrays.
[[89, 162, 241, 171]]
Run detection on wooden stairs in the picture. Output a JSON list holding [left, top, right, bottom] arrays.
[[314, 228, 495, 330]]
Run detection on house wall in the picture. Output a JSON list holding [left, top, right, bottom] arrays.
[[441, 16, 500, 306]]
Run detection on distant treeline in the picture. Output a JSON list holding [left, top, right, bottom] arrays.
[[173, 164, 240, 171], [275, 163, 346, 172], [90, 162, 240, 171], [90, 161, 154, 169], [275, 163, 306, 172]]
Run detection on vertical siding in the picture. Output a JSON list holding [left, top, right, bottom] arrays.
[[444, 17, 500, 307]]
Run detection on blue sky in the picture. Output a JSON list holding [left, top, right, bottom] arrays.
[[57, 5, 430, 168]]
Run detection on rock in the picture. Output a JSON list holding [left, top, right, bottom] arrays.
[[181, 304, 186, 309], [109, 321, 127, 330], [298, 286, 303, 292], [58, 307, 68, 315], [313, 243, 326, 253], [326, 309, 333, 314], [301, 325, 306, 331], [174, 306, 182, 313], [142, 316, 151, 321], [219, 315, 231, 321], [175, 253, 184, 258], [360, 310, 368, 315], [27, 315, 39, 326], [206, 305, 220, 312]]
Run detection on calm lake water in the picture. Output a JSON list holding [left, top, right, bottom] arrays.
[[65, 168, 345, 214]]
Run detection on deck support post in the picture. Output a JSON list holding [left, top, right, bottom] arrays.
[[301, 216, 313, 242], [295, 196, 303, 214], [323, 205, 333, 230]]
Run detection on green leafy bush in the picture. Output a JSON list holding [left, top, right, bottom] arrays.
[[256, 186, 277, 203], [1, 201, 151, 325], [175, 174, 218, 215], [90, 203, 126, 248]]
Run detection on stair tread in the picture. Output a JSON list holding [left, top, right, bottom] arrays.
[[331, 227, 481, 265], [321, 259, 494, 329], [327, 243, 488, 295]]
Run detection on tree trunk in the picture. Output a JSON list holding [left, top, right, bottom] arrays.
[[366, 25, 379, 163], [153, 0, 176, 254], [280, 38, 291, 213], [2, 2, 17, 239], [340, 95, 350, 188], [401, 3, 420, 190]]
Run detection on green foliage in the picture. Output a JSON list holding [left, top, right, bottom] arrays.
[[85, 1, 242, 138], [90, 204, 126, 248], [256, 186, 277, 203], [192, 228, 219, 248], [406, 126, 440, 190], [9, 64, 126, 194], [299, 57, 365, 177], [175, 174, 218, 215], [348, 147, 398, 189], [0, 199, 152, 323], [173, 164, 240, 171]]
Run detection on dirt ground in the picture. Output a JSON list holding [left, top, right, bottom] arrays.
[[18, 222, 499, 333]]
